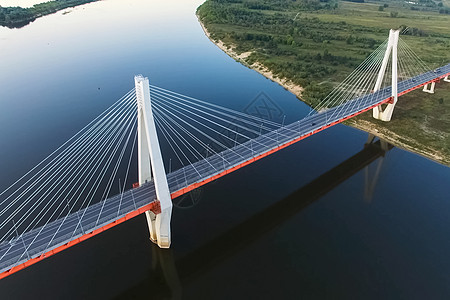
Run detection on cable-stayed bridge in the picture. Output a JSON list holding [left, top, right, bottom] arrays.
[[0, 29, 449, 279]]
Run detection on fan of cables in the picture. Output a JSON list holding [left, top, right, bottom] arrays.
[[0, 89, 138, 243], [310, 36, 430, 115]]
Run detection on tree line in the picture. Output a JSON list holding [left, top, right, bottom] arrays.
[[0, 0, 99, 28]]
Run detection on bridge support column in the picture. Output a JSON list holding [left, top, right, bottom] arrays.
[[444, 75, 450, 83], [372, 29, 399, 122], [423, 82, 435, 94], [136, 75, 173, 248]]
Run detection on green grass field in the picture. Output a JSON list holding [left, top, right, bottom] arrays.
[[304, 1, 450, 34]]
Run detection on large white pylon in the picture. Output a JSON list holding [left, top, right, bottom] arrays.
[[135, 75, 173, 248], [372, 29, 400, 122]]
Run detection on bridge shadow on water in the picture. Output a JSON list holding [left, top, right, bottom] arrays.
[[118, 134, 393, 299]]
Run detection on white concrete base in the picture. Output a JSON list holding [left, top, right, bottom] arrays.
[[423, 82, 435, 94], [373, 103, 396, 122], [444, 75, 450, 83], [145, 210, 158, 242], [146, 208, 172, 248]]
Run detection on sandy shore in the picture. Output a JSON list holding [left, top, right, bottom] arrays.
[[198, 16, 304, 98], [345, 119, 448, 165], [197, 17, 449, 166]]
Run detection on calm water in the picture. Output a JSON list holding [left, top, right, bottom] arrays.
[[0, 0, 449, 299]]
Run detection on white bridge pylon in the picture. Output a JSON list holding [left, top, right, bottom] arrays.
[[372, 29, 400, 122], [135, 75, 173, 248]]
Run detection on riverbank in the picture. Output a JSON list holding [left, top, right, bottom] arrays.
[[197, 16, 450, 166], [0, 0, 99, 28], [198, 16, 304, 99], [345, 118, 449, 165]]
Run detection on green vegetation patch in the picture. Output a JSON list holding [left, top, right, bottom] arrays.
[[0, 0, 100, 28]]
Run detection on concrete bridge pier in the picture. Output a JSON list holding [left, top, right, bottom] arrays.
[[423, 81, 436, 94]]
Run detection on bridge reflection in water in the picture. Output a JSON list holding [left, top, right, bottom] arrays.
[[119, 134, 393, 299]]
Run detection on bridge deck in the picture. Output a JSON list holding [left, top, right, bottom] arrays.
[[167, 65, 450, 197], [0, 64, 448, 278], [0, 183, 158, 275]]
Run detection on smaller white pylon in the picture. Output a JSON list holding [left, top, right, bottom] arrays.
[[372, 29, 399, 122]]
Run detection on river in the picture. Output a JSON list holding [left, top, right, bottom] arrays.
[[0, 0, 449, 299]]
